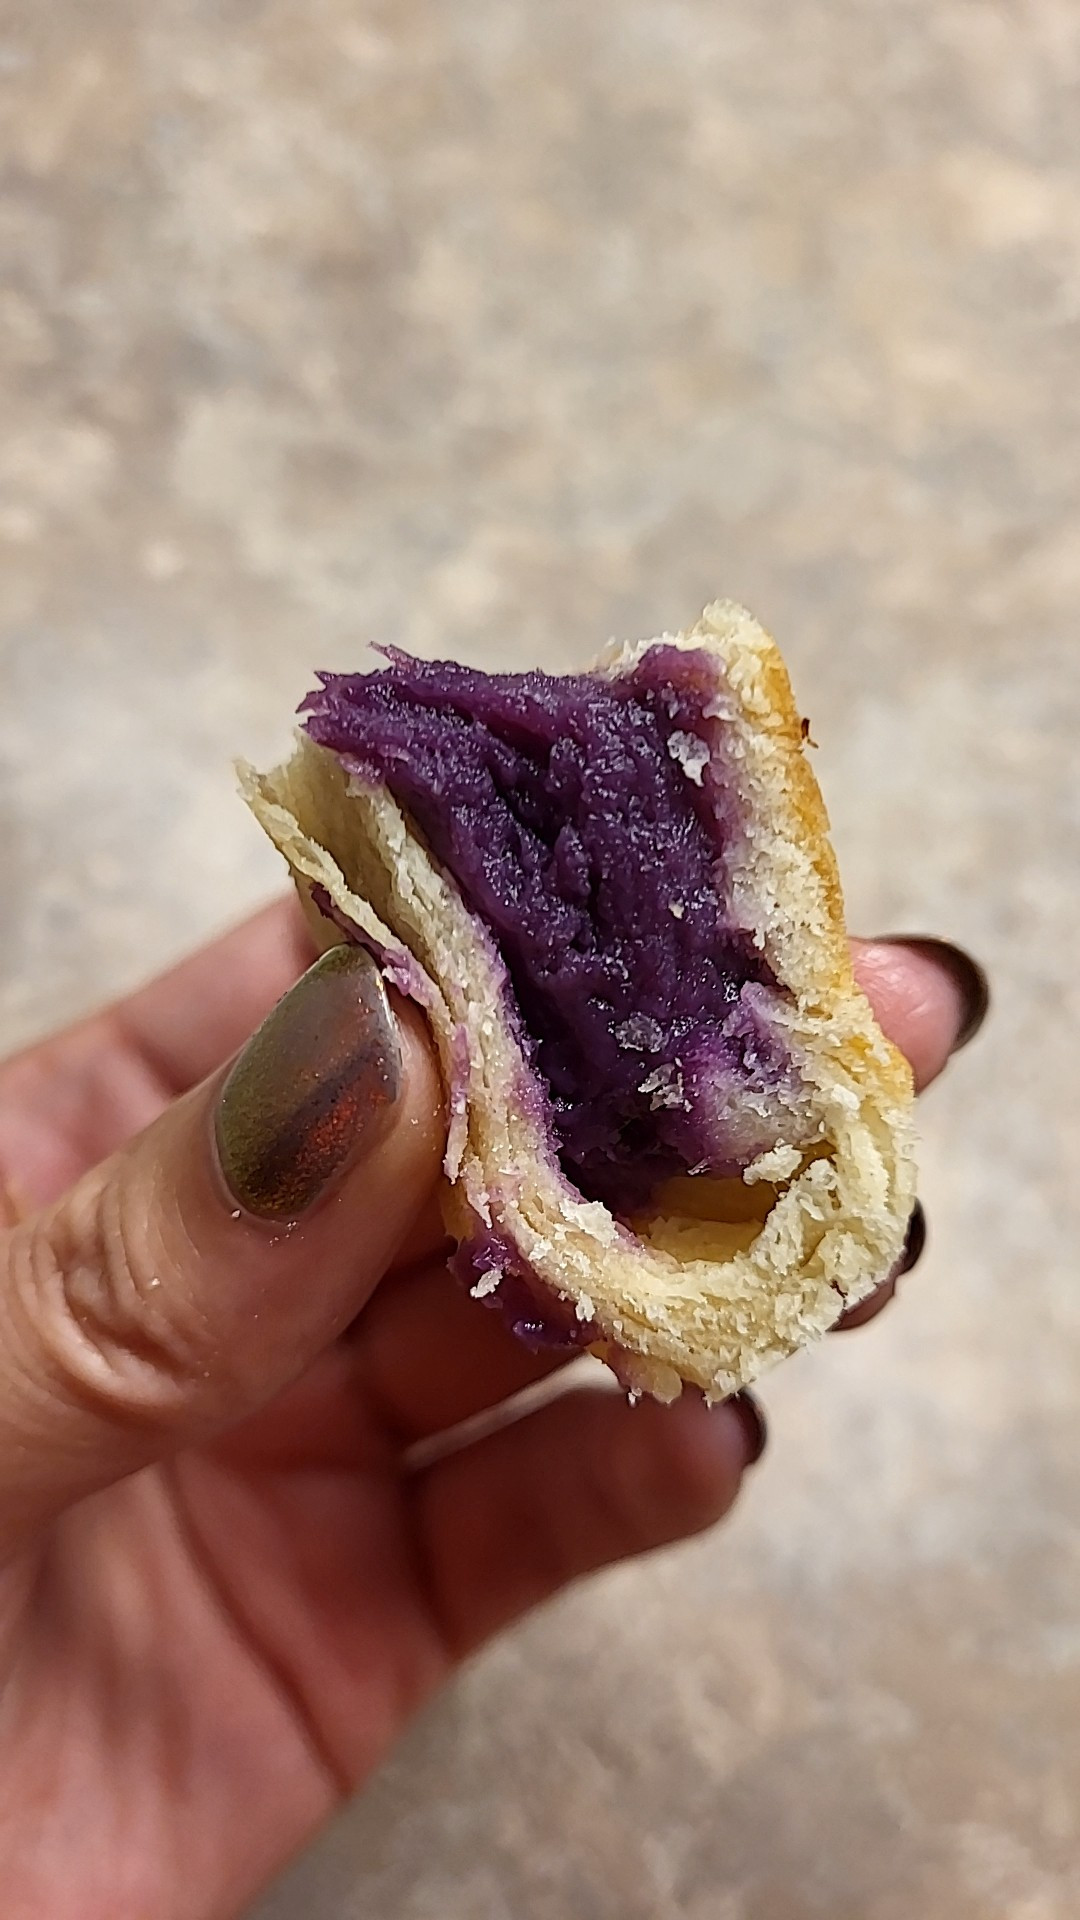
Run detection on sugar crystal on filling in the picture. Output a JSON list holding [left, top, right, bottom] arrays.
[[301, 645, 805, 1214]]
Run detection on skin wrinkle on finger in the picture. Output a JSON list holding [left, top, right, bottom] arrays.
[[0, 1153, 219, 1526], [0, 1004, 444, 1556]]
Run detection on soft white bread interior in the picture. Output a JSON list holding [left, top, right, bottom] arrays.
[[242, 601, 916, 1401]]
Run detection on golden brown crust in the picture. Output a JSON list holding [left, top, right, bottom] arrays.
[[242, 602, 916, 1401]]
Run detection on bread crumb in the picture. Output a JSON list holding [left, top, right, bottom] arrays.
[[667, 729, 710, 784], [744, 1143, 803, 1183], [615, 1013, 664, 1052], [639, 1062, 687, 1110]]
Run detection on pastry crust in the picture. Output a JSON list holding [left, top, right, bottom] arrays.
[[242, 601, 916, 1401]]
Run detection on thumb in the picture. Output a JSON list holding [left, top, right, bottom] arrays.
[[0, 946, 444, 1554]]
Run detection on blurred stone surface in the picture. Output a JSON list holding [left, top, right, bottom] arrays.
[[0, 1, 1078, 1915]]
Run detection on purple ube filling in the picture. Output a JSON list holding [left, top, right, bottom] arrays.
[[451, 1231, 597, 1350], [302, 646, 795, 1214]]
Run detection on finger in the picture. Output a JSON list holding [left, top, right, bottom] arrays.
[[0, 947, 443, 1554], [413, 1386, 766, 1658], [111, 895, 317, 1093], [353, 1257, 575, 1444], [851, 936, 989, 1092], [0, 898, 317, 1208]]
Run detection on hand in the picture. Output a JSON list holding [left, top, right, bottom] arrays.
[[0, 902, 984, 1919]]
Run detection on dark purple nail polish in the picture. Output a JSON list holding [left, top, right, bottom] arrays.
[[729, 1390, 768, 1466], [900, 1199, 927, 1274], [834, 1276, 897, 1332]]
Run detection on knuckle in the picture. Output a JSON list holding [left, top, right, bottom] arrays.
[[17, 1171, 207, 1434]]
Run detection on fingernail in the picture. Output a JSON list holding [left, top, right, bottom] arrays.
[[900, 1199, 927, 1274], [834, 1275, 897, 1332], [215, 945, 402, 1222], [728, 1391, 768, 1467], [836, 1200, 927, 1331], [884, 937, 991, 1052]]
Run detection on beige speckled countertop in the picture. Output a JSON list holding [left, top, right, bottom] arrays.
[[2, 3, 1079, 1915]]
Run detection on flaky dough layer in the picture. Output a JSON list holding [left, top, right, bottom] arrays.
[[242, 602, 916, 1401]]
